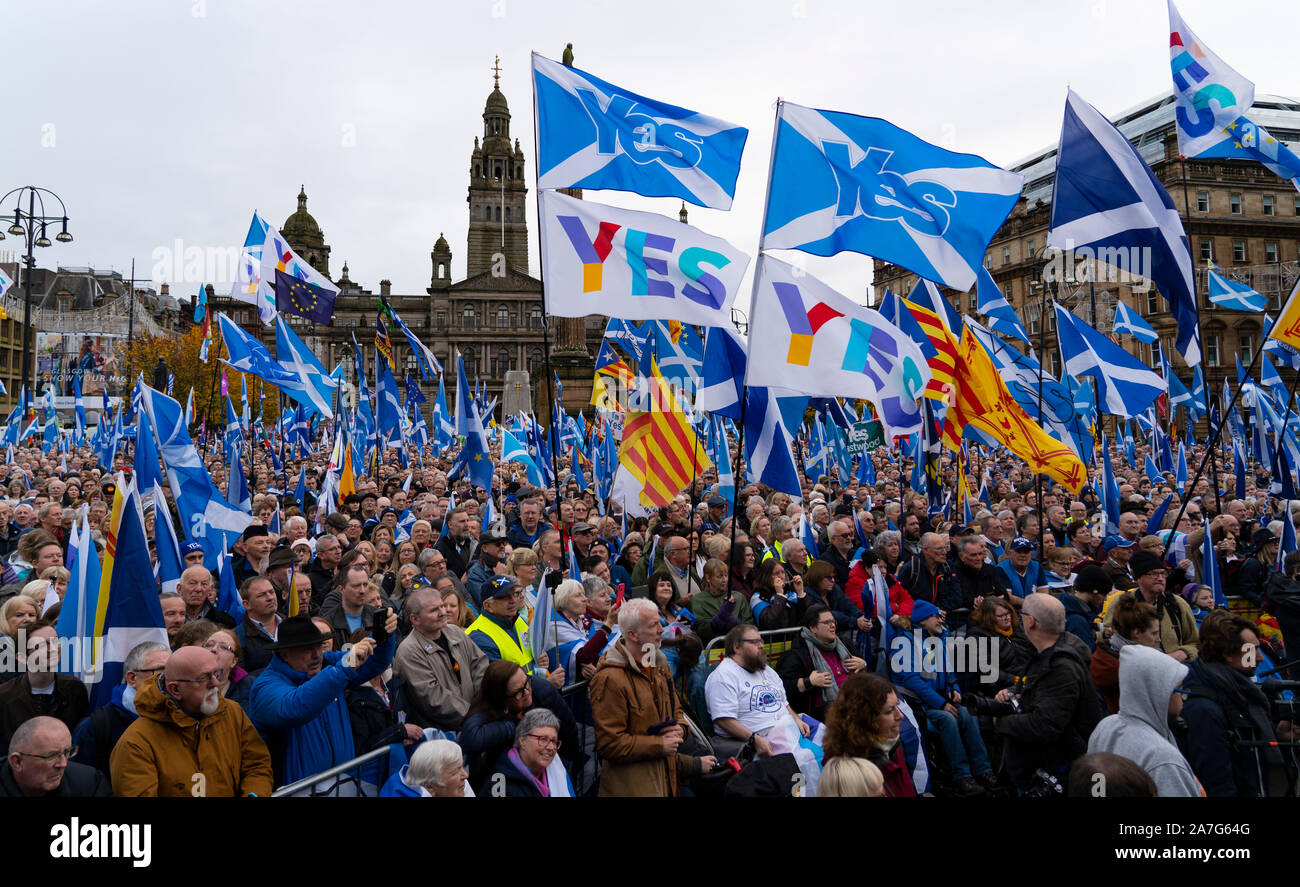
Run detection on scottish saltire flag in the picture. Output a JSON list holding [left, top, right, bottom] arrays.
[[708, 414, 735, 508], [603, 317, 651, 368], [218, 313, 300, 388], [0, 264, 13, 298], [653, 320, 704, 393], [453, 352, 476, 436], [72, 377, 86, 445], [975, 266, 1030, 344], [744, 386, 808, 500], [139, 384, 252, 569], [1147, 493, 1175, 535], [799, 510, 821, 560], [1112, 301, 1159, 344], [132, 391, 167, 499], [216, 543, 245, 626], [275, 314, 338, 419], [746, 256, 930, 439], [532, 52, 748, 210], [696, 326, 747, 420], [385, 303, 443, 380], [1261, 353, 1290, 410], [1200, 516, 1228, 607], [1168, 369, 1194, 417], [1048, 90, 1199, 366], [81, 477, 169, 710], [153, 482, 185, 596], [539, 191, 750, 325], [1144, 453, 1164, 485], [293, 463, 308, 506], [1054, 304, 1163, 417], [1278, 501, 1299, 571], [1270, 439, 1299, 500], [1207, 262, 1267, 312], [764, 102, 1023, 292], [230, 212, 272, 319], [228, 447, 252, 514], [376, 359, 403, 450], [410, 407, 430, 449]]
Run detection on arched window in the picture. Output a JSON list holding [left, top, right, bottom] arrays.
[[462, 306, 476, 328], [494, 206, 501, 222], [462, 348, 476, 376], [504, 206, 511, 222], [528, 347, 543, 372], [529, 307, 543, 329], [497, 306, 510, 329]]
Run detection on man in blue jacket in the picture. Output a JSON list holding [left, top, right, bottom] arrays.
[[248, 611, 397, 790]]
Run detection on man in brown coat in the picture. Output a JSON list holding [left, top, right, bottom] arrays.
[[109, 646, 273, 797], [393, 587, 488, 730], [588, 598, 714, 797]]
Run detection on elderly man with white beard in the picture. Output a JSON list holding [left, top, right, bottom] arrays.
[[109, 646, 272, 797]]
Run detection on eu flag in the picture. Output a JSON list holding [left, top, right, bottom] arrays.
[[275, 269, 336, 323]]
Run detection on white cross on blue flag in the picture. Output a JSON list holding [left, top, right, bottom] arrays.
[[763, 101, 1023, 293]]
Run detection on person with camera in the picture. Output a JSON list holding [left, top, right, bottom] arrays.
[[248, 610, 398, 788], [968, 593, 1102, 796], [393, 586, 488, 732], [1181, 609, 1284, 797]]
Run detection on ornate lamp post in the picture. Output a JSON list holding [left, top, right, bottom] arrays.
[[1, 186, 73, 400]]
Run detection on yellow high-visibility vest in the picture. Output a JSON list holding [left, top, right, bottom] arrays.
[[466, 613, 534, 674]]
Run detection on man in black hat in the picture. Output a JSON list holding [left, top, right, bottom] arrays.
[[1231, 527, 1277, 606], [465, 529, 509, 610], [1114, 549, 1199, 661], [234, 524, 272, 587], [265, 545, 297, 614], [248, 611, 397, 788], [706, 495, 728, 527]]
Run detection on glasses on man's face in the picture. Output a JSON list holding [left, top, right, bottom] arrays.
[[526, 733, 560, 750], [18, 746, 77, 763], [172, 671, 220, 686], [203, 641, 236, 655], [741, 637, 763, 647]]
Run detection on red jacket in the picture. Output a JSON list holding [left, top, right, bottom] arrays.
[[844, 563, 913, 619]]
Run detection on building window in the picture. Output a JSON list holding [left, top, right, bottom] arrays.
[[1230, 194, 1243, 214], [1027, 240, 1036, 258], [494, 206, 501, 222], [1295, 196, 1300, 216], [1240, 334, 1254, 365], [1206, 335, 1220, 367], [530, 307, 543, 329], [1233, 241, 1247, 262], [528, 348, 542, 372], [462, 306, 476, 328], [504, 207, 511, 222], [1026, 304, 1040, 335], [984, 254, 992, 269], [1266, 242, 1279, 264], [1200, 239, 1213, 261], [1048, 349, 1060, 377], [1003, 282, 1014, 303], [497, 306, 510, 328], [436, 311, 446, 329], [1002, 246, 1011, 266], [1146, 291, 1160, 314], [1264, 195, 1275, 216], [1197, 190, 1210, 212], [968, 291, 977, 312]]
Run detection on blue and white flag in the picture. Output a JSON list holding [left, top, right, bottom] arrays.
[[73, 376, 86, 446], [376, 358, 404, 450], [653, 320, 704, 393], [275, 314, 338, 419], [1054, 303, 1163, 417], [1200, 516, 1227, 607], [388, 307, 443, 380], [153, 482, 185, 596], [453, 352, 476, 436], [975, 266, 1030, 344], [0, 265, 13, 298], [1207, 263, 1267, 312], [1113, 301, 1159, 344], [260, 221, 339, 325], [218, 313, 301, 389], [1048, 89, 1199, 366], [447, 400, 494, 492], [532, 52, 748, 210], [696, 325, 747, 420], [228, 446, 252, 515], [764, 101, 1023, 293], [1167, 0, 1255, 159], [744, 386, 808, 501]]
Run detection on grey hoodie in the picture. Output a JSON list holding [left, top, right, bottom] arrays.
[[1087, 645, 1202, 797]]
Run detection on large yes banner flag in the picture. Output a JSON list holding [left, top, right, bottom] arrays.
[[539, 190, 750, 325], [533, 53, 748, 210], [764, 102, 1022, 293], [746, 255, 930, 440]]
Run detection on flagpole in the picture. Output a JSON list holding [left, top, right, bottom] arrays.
[[1179, 155, 1222, 511], [1035, 279, 1047, 555]]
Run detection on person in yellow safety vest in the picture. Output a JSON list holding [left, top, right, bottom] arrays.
[[467, 576, 566, 689]]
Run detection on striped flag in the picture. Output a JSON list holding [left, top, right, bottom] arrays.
[[617, 359, 711, 507], [902, 296, 958, 403]]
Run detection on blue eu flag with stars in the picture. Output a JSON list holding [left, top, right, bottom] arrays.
[[275, 269, 336, 324]]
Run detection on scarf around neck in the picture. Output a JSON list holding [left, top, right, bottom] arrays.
[[799, 626, 851, 705]]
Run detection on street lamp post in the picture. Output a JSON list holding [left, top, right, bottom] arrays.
[[1, 186, 72, 403]]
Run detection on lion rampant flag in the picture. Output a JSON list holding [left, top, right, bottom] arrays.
[[617, 359, 712, 507], [943, 326, 1087, 492]]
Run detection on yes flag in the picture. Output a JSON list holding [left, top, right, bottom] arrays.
[[532, 52, 747, 210], [1048, 89, 1199, 366], [538, 190, 750, 326], [764, 101, 1023, 293], [1054, 303, 1164, 418], [1167, 0, 1255, 158], [746, 255, 929, 439]]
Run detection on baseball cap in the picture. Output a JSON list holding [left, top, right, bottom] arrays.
[[1103, 535, 1136, 552], [1009, 537, 1035, 552], [484, 575, 521, 599], [180, 540, 204, 557]]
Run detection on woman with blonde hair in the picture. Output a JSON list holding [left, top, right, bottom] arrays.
[[818, 756, 885, 797]]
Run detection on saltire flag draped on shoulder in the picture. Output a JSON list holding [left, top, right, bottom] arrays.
[[763, 101, 1023, 292], [538, 190, 751, 325], [1167, 1, 1300, 191], [1112, 301, 1159, 343], [746, 255, 929, 439], [532, 52, 748, 210], [942, 326, 1087, 492], [1047, 89, 1199, 366], [616, 359, 711, 507], [1054, 303, 1164, 418]]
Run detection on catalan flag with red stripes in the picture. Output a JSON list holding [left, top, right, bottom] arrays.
[[617, 359, 712, 507], [902, 298, 958, 402]]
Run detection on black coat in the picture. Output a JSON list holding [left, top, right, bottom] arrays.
[[897, 555, 962, 613], [990, 633, 1102, 790], [71, 702, 136, 776], [963, 624, 1032, 695], [346, 678, 412, 757], [1232, 556, 1269, 606], [775, 641, 841, 716], [0, 759, 111, 797], [955, 560, 1009, 610], [0, 674, 90, 751], [1181, 659, 1279, 797]]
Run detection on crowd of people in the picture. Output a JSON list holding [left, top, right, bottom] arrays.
[[0, 423, 1295, 798]]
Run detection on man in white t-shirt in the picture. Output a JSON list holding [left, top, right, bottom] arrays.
[[705, 624, 809, 758]]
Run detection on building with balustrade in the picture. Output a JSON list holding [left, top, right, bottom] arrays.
[[871, 90, 1300, 411]]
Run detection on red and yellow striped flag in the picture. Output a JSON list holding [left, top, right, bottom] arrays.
[[617, 359, 712, 507], [902, 298, 958, 402]]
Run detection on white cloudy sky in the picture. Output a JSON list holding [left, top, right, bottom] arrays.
[[4, 0, 1296, 309]]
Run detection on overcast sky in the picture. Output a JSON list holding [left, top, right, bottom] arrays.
[[4, 0, 1297, 310]]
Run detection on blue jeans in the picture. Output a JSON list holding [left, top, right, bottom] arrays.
[[925, 706, 991, 781]]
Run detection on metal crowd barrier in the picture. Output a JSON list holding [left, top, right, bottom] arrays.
[[271, 746, 393, 798]]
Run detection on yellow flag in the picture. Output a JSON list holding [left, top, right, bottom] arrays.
[[1270, 277, 1300, 349]]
